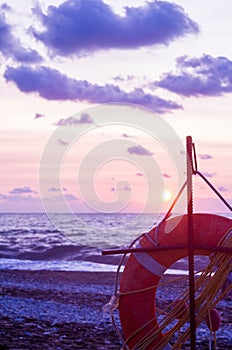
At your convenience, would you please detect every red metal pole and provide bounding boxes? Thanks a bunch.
[187,135,196,349]
[102,244,232,256]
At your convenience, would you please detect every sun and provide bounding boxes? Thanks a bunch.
[162,190,172,202]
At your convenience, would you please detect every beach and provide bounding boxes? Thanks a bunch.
[0,270,231,349]
[0,270,121,349]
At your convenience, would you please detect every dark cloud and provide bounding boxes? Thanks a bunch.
[128,145,153,156]
[198,154,213,160]
[0,12,42,63]
[9,186,37,194]
[9,46,42,64]
[156,55,232,97]
[4,65,181,113]
[0,3,11,11]
[56,113,93,126]
[32,0,199,56]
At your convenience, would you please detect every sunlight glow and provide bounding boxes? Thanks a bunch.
[162,190,172,202]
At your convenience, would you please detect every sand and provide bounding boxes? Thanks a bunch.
[0,270,231,349]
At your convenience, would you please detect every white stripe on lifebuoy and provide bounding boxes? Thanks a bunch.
[119,214,232,350]
[134,242,166,277]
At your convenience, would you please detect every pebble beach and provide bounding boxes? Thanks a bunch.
[0,270,231,349]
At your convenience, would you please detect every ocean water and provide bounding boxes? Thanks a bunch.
[0,212,231,273]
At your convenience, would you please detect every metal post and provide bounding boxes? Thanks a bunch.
[186,136,196,349]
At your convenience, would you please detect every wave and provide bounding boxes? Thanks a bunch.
[0,258,190,275]
[0,212,221,272]
[0,243,122,266]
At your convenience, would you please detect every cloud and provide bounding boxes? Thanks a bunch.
[48,187,61,192]
[9,186,37,194]
[198,154,213,160]
[163,173,171,178]
[201,171,216,178]
[156,55,232,97]
[0,3,11,11]
[123,185,131,191]
[47,193,79,201]
[34,112,45,119]
[218,186,229,192]
[64,193,79,201]
[128,145,153,156]
[122,133,135,138]
[4,65,181,113]
[111,186,131,192]
[0,188,40,208]
[57,138,69,146]
[0,12,42,63]
[0,193,7,200]
[113,75,135,82]
[56,113,93,126]
[32,0,199,56]
[48,187,67,192]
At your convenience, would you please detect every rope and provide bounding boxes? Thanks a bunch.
[168,231,232,349]
[120,230,232,350]
[106,231,231,350]
[186,135,196,349]
[108,274,189,349]
[103,231,146,348]
[120,275,191,349]
[104,138,232,349]
[113,232,145,296]
[120,274,189,297]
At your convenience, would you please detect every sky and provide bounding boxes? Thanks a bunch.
[0,0,232,214]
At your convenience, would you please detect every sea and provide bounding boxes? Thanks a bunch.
[0,212,231,274]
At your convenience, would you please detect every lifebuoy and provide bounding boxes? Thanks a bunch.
[119,213,231,350]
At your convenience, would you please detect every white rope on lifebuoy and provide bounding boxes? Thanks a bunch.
[119,213,232,350]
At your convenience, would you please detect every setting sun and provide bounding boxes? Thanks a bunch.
[162,190,172,202]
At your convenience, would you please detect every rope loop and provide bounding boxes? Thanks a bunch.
[102,294,119,316]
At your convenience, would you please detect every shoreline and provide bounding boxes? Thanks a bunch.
[0,269,231,349]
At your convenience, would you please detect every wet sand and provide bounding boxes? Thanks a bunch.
[0,270,231,349]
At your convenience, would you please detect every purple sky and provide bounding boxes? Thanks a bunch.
[0,0,231,214]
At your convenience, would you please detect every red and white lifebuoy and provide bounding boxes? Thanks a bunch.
[119,213,231,350]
